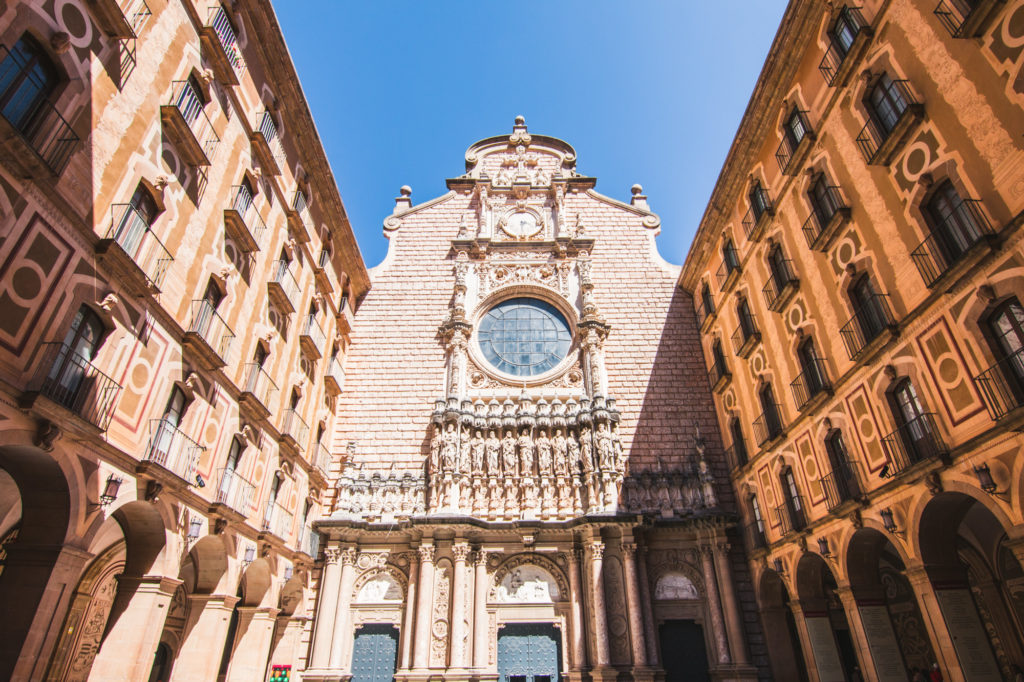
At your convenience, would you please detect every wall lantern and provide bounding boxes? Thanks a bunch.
[284,566,294,580]
[244,545,256,566]
[880,507,900,535]
[817,537,831,557]
[772,557,785,574]
[973,463,997,494]
[188,517,202,541]
[99,475,122,507]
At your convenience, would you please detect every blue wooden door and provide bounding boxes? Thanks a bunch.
[497,623,561,682]
[351,624,398,682]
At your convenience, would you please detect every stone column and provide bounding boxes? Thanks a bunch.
[328,547,358,670]
[699,545,730,665]
[169,593,240,681]
[620,543,648,667]
[225,606,280,682]
[473,550,490,669]
[566,548,587,671]
[309,546,343,668]
[902,564,968,682]
[399,551,420,672]
[636,544,658,666]
[834,583,897,682]
[586,540,611,668]
[451,542,471,668]
[413,544,436,670]
[712,541,748,664]
[87,575,180,682]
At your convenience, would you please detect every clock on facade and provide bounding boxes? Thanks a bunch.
[502,211,541,239]
[477,298,572,377]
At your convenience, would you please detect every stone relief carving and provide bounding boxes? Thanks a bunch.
[654,572,700,600]
[355,572,404,603]
[493,564,560,603]
[430,561,452,668]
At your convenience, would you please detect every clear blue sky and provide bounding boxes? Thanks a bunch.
[272,2,789,269]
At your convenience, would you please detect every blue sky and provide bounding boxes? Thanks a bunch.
[272,2,789,269]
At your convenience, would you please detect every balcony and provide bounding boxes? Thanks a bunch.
[140,418,203,485]
[223,185,266,252]
[280,408,310,453]
[707,357,731,394]
[95,204,173,295]
[21,342,122,432]
[790,358,832,413]
[753,404,785,447]
[821,463,861,512]
[974,348,1024,421]
[160,80,218,166]
[238,363,278,422]
[934,0,1003,38]
[840,294,897,361]
[762,260,799,313]
[198,5,245,85]
[313,442,332,480]
[313,249,336,294]
[85,0,150,38]
[725,443,748,470]
[881,413,949,477]
[819,7,872,87]
[731,317,761,359]
[773,499,807,535]
[744,521,767,551]
[261,501,293,541]
[213,468,255,517]
[286,190,313,244]
[268,261,300,314]
[300,315,326,360]
[742,196,774,242]
[910,199,997,290]
[856,80,924,165]
[775,113,815,176]
[0,46,80,177]
[802,186,851,252]
[300,525,321,558]
[325,356,346,396]
[336,294,355,336]
[182,300,234,370]
[251,111,284,176]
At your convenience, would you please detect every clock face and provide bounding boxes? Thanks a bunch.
[504,211,540,239]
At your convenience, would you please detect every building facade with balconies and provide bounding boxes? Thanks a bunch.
[679,1,1024,681]
[0,1,368,680]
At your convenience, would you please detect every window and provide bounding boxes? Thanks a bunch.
[749,182,771,221]
[867,73,908,136]
[849,276,886,342]
[829,6,861,57]
[730,418,748,466]
[0,35,59,133]
[152,386,187,460]
[233,175,255,215]
[712,339,727,371]
[750,494,764,534]
[781,468,805,530]
[264,472,282,524]
[737,298,756,340]
[924,180,983,262]
[824,429,858,505]
[219,436,243,500]
[986,299,1024,399]
[759,384,783,440]
[175,74,207,127]
[808,174,838,226]
[768,246,793,294]
[477,298,572,377]
[49,305,106,404]
[194,279,223,337]
[113,184,158,256]
[797,338,827,397]
[722,240,740,274]
[889,379,932,455]
[700,282,715,319]
[784,109,808,149]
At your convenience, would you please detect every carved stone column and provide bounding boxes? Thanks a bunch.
[451,542,471,668]
[620,543,648,667]
[413,544,436,670]
[473,550,490,669]
[712,541,748,664]
[328,547,358,670]
[586,540,611,669]
[309,546,342,669]
[566,548,587,671]
[399,551,419,672]
[699,545,730,665]
[635,544,658,666]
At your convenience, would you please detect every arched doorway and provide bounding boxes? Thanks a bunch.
[795,553,860,681]
[918,491,1023,678]
[497,622,562,682]
[757,568,808,682]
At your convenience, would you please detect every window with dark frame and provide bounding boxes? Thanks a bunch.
[985,298,1024,398]
[759,383,783,439]
[749,182,770,221]
[782,467,805,529]
[797,338,826,397]
[730,418,748,466]
[829,6,860,57]
[849,275,886,342]
[701,282,715,318]
[888,378,933,459]
[867,73,908,136]
[723,239,740,274]
[737,298,756,340]
[0,34,59,133]
[809,174,838,226]
[924,180,983,263]
[784,109,808,149]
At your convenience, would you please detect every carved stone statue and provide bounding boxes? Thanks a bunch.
[518,428,535,476]
[441,423,458,471]
[567,429,583,473]
[501,430,517,476]
[595,422,613,470]
[471,429,485,475]
[553,429,568,476]
[459,427,471,473]
[579,426,594,473]
[610,422,625,473]
[430,428,441,474]
[536,429,552,475]
[485,430,500,474]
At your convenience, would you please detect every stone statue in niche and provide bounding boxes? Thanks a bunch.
[471,430,485,475]
[595,422,613,470]
[568,429,583,473]
[611,422,625,473]
[459,427,471,473]
[430,428,441,474]
[536,429,552,475]
[518,428,535,476]
[502,430,517,476]
[485,430,500,474]
[579,426,594,473]
[441,423,458,471]
[553,429,568,476]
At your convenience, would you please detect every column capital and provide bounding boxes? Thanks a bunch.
[340,547,357,566]
[323,547,342,564]
[452,542,471,562]
[587,540,605,561]
[418,543,436,563]
[565,547,584,565]
[474,548,492,566]
[621,542,637,558]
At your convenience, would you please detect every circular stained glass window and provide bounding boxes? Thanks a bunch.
[477,298,572,377]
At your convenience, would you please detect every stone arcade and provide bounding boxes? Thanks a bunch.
[305,119,763,682]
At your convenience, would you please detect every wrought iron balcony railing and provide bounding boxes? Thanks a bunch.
[300,314,326,359]
[281,408,310,450]
[821,463,861,511]
[731,315,761,357]
[753,404,785,446]
[774,498,807,535]
[252,111,285,175]
[707,357,731,393]
[744,521,767,550]
[87,0,151,38]
[0,45,80,175]
[725,442,748,469]
[802,185,850,251]
[223,184,266,251]
[840,293,896,361]
[855,79,922,165]
[144,418,203,483]
[286,189,313,243]
[268,261,301,313]
[313,442,332,477]
[695,296,715,329]
[215,468,255,515]
[325,356,346,396]
[261,501,293,540]
[161,80,219,166]
[974,348,1024,421]
[775,112,813,175]
[743,192,774,241]
[910,199,994,288]
[186,300,235,367]
[762,259,799,312]
[240,363,278,415]
[881,413,948,477]
[205,5,245,80]
[29,342,122,430]
[934,0,996,37]
[105,204,173,290]
[790,357,831,412]
[716,246,742,289]
[819,6,870,86]
[300,525,321,558]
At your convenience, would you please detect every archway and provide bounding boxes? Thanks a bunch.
[918,491,1022,678]
[794,553,860,681]
[757,568,808,682]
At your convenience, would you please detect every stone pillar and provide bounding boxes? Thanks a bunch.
[620,543,648,668]
[328,547,358,670]
[787,599,824,682]
[451,542,471,668]
[473,550,490,669]
[712,541,748,665]
[399,551,420,672]
[699,545,730,665]
[413,544,436,670]
[87,575,180,682]
[586,539,611,669]
[566,548,588,671]
[169,593,240,681]
[309,545,343,668]
[834,584,900,682]
[903,564,970,682]
[225,606,280,682]
[636,544,658,666]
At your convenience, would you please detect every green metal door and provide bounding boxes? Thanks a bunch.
[351,624,398,682]
[496,623,561,682]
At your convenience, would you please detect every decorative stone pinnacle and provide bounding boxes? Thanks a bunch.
[631,184,643,195]
[515,115,526,126]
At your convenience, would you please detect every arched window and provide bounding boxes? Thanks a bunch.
[729,418,748,467]
[765,245,797,309]
[823,429,859,508]
[885,378,941,470]
[780,467,806,532]
[737,297,757,340]
[151,386,189,468]
[0,34,59,133]
[923,180,984,264]
[808,173,839,227]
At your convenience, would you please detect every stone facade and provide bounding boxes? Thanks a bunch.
[679,1,1024,681]
[310,119,765,682]
[0,0,367,680]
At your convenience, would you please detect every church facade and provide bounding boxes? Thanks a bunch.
[306,120,766,682]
